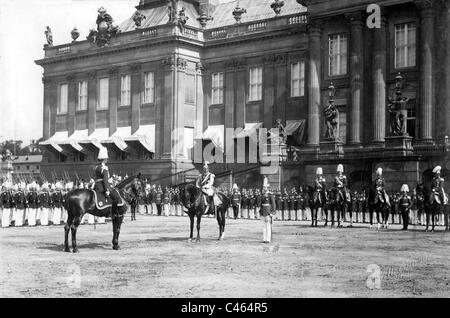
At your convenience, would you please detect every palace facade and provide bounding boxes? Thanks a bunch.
[36,0,450,191]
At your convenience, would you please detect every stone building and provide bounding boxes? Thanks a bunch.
[36,0,450,191]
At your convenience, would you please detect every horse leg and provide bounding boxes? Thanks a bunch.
[196,215,202,243]
[425,207,430,232]
[216,208,225,240]
[64,214,74,252]
[112,214,124,250]
[311,208,315,227]
[188,214,194,242]
[71,216,82,253]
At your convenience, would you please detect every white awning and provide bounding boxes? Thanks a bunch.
[88,128,110,149]
[106,127,131,151]
[66,129,89,152]
[198,125,224,150]
[126,125,155,153]
[39,131,69,153]
[235,123,263,139]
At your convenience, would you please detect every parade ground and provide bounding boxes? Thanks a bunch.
[0,215,449,298]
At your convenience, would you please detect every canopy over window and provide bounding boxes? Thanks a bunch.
[40,131,69,153]
[87,128,110,149]
[107,127,131,152]
[126,125,155,153]
[234,123,263,140]
[66,129,89,153]
[198,125,224,150]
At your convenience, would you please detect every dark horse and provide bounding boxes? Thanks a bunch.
[367,187,390,230]
[328,187,347,227]
[63,175,143,252]
[306,186,327,227]
[423,184,446,232]
[179,183,230,242]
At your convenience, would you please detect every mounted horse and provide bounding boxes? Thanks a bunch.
[424,165,448,232]
[307,168,328,227]
[63,174,143,252]
[328,187,348,227]
[368,168,391,230]
[179,183,230,242]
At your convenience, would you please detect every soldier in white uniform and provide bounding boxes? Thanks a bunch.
[196,162,215,215]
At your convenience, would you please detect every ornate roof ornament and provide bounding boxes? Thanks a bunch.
[71,27,80,42]
[198,13,213,28]
[271,0,285,15]
[44,26,53,47]
[132,11,147,28]
[86,7,121,47]
[232,1,247,23]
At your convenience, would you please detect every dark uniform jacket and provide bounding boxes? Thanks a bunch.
[93,164,110,194]
[259,192,276,217]
[231,191,241,207]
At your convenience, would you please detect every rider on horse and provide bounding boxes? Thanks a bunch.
[431,165,448,205]
[196,161,215,215]
[93,147,120,216]
[373,167,391,207]
[314,167,327,204]
[334,164,350,203]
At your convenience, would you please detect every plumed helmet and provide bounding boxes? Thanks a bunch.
[203,161,210,169]
[337,164,344,173]
[316,167,323,175]
[98,146,109,160]
[433,165,442,174]
[263,176,269,188]
[98,6,106,14]
[376,167,383,175]
[232,183,238,190]
[400,184,409,192]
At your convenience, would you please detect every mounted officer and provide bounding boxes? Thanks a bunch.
[373,167,390,207]
[334,164,351,203]
[93,147,120,215]
[431,165,448,205]
[314,167,327,205]
[196,162,215,215]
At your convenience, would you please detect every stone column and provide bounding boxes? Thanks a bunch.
[442,0,450,137]
[131,63,142,135]
[307,21,322,147]
[372,14,387,144]
[174,57,186,160]
[161,56,175,159]
[416,0,435,143]
[67,75,77,137]
[42,77,52,140]
[87,71,97,136]
[347,12,364,145]
[108,68,119,137]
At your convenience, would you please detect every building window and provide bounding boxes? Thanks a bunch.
[339,110,347,143]
[26,165,30,170]
[77,81,88,111]
[249,67,263,102]
[406,102,416,138]
[185,74,196,104]
[329,34,348,76]
[143,72,155,104]
[184,127,194,160]
[211,72,224,105]
[98,78,109,110]
[291,61,305,97]
[120,75,131,106]
[58,83,68,114]
[395,23,416,69]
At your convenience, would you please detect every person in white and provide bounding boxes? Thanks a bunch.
[196,162,215,215]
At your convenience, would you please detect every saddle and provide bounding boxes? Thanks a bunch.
[92,189,125,210]
[202,193,222,206]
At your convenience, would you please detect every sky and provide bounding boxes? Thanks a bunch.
[0,0,136,145]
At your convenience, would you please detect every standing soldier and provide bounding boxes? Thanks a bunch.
[260,184,276,243]
[291,187,298,221]
[231,184,241,219]
[281,188,289,221]
[248,188,255,219]
[163,187,171,216]
[1,180,14,227]
[415,182,425,226]
[39,183,52,226]
[399,184,412,230]
[274,189,282,221]
[240,188,248,219]
[155,185,163,216]
[26,181,39,226]
[254,188,262,219]
[52,182,64,225]
[13,183,27,227]
[298,186,307,221]
[351,191,358,224]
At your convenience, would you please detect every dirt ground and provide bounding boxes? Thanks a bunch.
[0,215,449,298]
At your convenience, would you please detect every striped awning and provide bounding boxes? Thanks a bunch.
[126,125,155,153]
[234,123,263,140]
[40,131,68,153]
[198,125,224,150]
[107,127,131,152]
[87,128,110,149]
[66,129,88,153]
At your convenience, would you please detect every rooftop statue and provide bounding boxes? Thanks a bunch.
[44,26,53,46]
[87,7,121,47]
